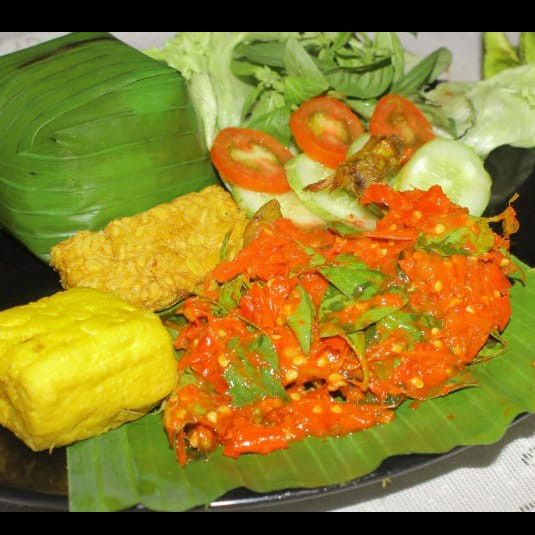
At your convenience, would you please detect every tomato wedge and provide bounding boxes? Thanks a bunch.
[211,128,293,194]
[290,97,365,169]
[370,94,435,162]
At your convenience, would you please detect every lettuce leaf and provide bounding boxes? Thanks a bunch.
[461,64,535,157]
[426,64,535,158]
[147,33,293,147]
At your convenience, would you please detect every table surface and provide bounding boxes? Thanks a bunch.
[0,31,533,513]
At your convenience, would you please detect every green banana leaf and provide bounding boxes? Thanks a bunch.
[68,263,535,512]
[0,32,217,261]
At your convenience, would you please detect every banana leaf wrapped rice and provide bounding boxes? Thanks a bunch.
[0,32,217,260]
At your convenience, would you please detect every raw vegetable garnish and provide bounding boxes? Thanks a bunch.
[147,32,452,148]
[423,32,535,158]
[161,185,520,466]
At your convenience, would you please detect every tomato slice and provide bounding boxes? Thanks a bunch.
[290,97,365,169]
[370,94,435,162]
[211,128,293,194]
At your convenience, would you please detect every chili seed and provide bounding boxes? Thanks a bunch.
[285,370,299,383]
[410,377,425,389]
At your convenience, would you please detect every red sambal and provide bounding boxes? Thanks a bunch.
[163,185,519,466]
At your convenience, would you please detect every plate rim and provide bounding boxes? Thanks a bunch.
[0,414,531,512]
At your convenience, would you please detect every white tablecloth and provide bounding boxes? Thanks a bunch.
[254,415,535,512]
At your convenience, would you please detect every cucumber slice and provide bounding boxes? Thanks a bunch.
[230,185,324,227]
[347,133,372,158]
[285,154,378,229]
[396,139,492,216]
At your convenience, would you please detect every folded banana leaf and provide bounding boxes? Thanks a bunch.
[0,32,217,260]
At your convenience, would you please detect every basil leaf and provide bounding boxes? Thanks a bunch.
[231,59,262,77]
[374,32,405,83]
[327,63,395,99]
[159,300,190,340]
[249,333,282,373]
[334,54,391,72]
[319,285,406,338]
[219,275,248,310]
[245,105,292,146]
[320,284,350,315]
[346,98,378,121]
[284,76,329,107]
[345,331,369,388]
[287,284,315,354]
[426,47,453,83]
[353,304,406,331]
[377,311,440,347]
[416,223,495,257]
[284,38,329,86]
[225,334,287,408]
[326,221,367,238]
[473,331,508,364]
[355,32,373,47]
[321,302,405,338]
[334,253,366,264]
[319,262,385,299]
[250,90,286,117]
[392,47,452,95]
[177,368,204,389]
[235,42,287,68]
[240,83,265,121]
[293,240,326,268]
[332,32,353,52]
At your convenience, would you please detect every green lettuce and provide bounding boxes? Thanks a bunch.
[424,32,535,159]
[426,64,535,158]
[146,33,284,148]
[461,64,535,157]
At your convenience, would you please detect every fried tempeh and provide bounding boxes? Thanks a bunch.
[50,186,247,311]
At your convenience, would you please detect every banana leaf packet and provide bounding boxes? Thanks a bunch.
[0,32,217,261]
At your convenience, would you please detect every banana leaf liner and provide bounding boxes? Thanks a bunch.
[68,262,535,512]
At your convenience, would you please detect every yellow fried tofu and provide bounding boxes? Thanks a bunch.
[50,186,247,311]
[0,288,176,451]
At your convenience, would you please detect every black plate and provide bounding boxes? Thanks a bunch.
[0,148,534,511]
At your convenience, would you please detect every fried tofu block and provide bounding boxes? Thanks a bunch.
[0,288,176,451]
[50,186,247,311]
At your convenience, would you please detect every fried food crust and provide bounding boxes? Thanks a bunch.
[0,288,176,451]
[50,186,247,311]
